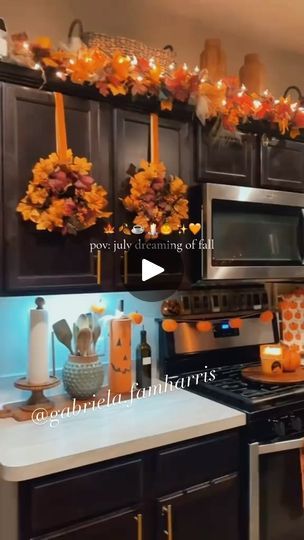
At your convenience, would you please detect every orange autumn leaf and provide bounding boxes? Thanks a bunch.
[161,100,173,111]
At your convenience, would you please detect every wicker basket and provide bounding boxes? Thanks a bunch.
[68,19,175,70]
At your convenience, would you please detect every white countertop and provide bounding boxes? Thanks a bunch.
[0,383,246,482]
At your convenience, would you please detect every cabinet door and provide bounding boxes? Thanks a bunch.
[197,128,257,186]
[260,135,304,192]
[33,509,141,540]
[2,84,113,293]
[113,109,194,289]
[157,473,240,540]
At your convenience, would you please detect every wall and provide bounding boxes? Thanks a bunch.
[0,292,162,378]
[1,0,303,95]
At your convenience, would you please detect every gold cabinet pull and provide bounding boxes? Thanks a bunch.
[162,504,173,539]
[123,250,128,285]
[96,250,102,285]
[134,513,143,540]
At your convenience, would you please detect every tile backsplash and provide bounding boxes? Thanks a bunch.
[0,292,163,378]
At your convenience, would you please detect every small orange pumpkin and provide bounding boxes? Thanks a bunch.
[196,321,212,332]
[162,319,178,332]
[282,346,301,372]
[229,318,243,329]
[160,223,172,235]
[128,312,143,325]
[260,310,274,323]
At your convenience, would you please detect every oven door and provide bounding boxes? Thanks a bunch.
[203,184,304,280]
[250,437,304,540]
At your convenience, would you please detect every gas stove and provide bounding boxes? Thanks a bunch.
[158,287,304,444]
[192,362,304,412]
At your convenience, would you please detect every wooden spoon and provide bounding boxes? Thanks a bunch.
[92,324,101,352]
[77,328,92,356]
[52,319,73,354]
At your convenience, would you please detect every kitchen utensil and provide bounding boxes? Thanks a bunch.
[73,323,79,355]
[86,313,94,330]
[77,314,89,330]
[52,319,73,354]
[77,327,92,356]
[92,323,101,351]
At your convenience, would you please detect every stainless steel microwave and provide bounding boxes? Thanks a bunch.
[201,183,304,280]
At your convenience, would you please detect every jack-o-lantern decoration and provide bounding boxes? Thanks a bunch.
[109,318,132,394]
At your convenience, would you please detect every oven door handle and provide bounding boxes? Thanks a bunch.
[259,436,304,454]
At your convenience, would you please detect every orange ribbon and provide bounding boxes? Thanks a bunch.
[150,113,159,163]
[54,92,68,163]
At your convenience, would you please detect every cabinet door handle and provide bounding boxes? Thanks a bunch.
[134,513,143,540]
[96,250,102,285]
[123,250,128,285]
[162,504,173,539]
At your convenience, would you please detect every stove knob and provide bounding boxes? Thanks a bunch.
[272,419,286,437]
[290,415,302,432]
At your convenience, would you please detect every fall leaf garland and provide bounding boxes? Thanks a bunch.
[21,41,304,138]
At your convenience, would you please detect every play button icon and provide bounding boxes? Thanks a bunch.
[120,237,184,302]
[142,259,164,282]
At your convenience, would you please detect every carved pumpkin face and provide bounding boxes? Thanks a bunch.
[109,319,132,394]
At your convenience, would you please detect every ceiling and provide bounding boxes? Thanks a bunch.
[152,0,304,54]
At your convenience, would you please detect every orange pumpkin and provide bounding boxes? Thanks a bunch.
[160,223,172,235]
[162,319,178,332]
[196,321,212,332]
[229,318,243,329]
[128,312,143,325]
[109,319,132,394]
[282,346,301,372]
[259,310,274,323]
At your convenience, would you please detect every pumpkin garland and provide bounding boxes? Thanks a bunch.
[162,311,275,333]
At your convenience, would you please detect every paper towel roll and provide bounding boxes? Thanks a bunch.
[28,307,49,385]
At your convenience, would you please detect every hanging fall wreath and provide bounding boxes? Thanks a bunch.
[16,93,111,235]
[121,160,188,235]
[121,114,188,236]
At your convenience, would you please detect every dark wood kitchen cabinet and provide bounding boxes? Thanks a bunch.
[260,134,304,192]
[157,473,239,540]
[34,509,141,540]
[19,431,241,540]
[113,109,194,289]
[2,83,113,293]
[197,127,257,186]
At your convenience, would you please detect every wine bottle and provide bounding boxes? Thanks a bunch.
[136,327,152,389]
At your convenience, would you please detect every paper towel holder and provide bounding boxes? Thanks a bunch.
[14,376,60,412]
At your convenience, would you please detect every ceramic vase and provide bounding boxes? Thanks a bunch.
[200,38,227,82]
[63,354,104,399]
[239,54,265,94]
